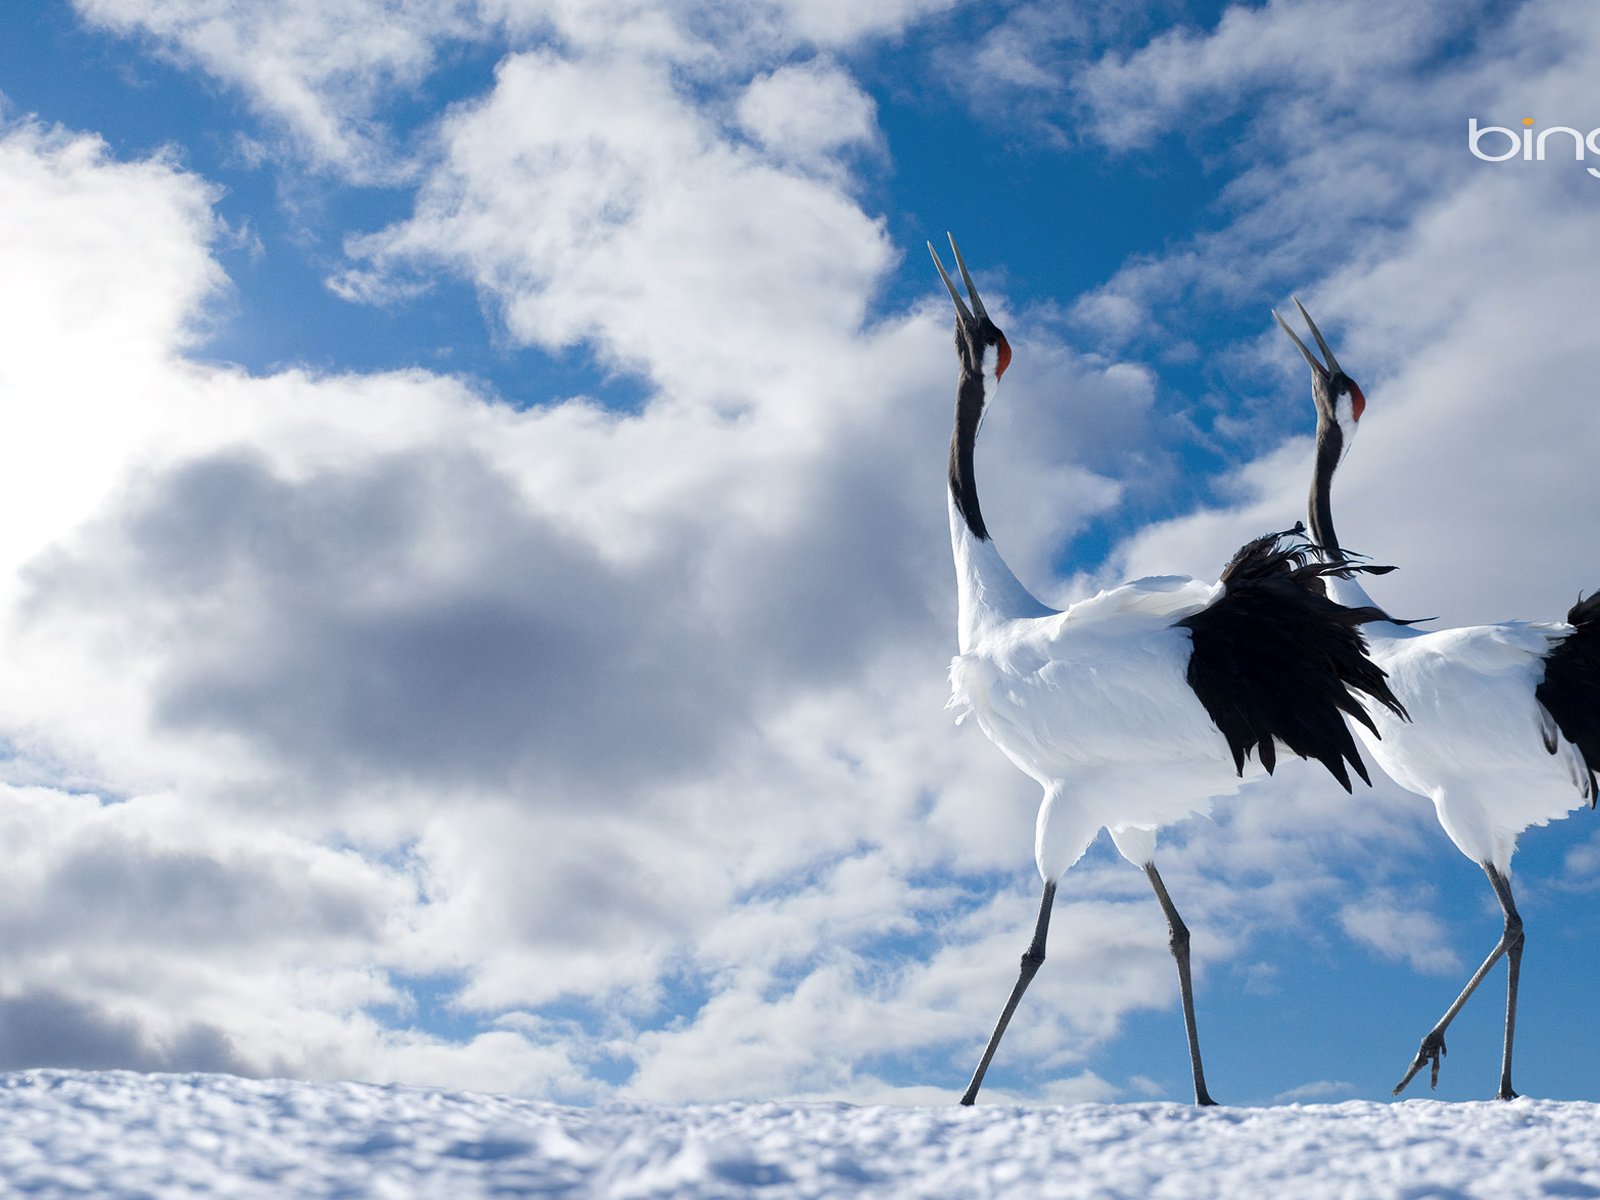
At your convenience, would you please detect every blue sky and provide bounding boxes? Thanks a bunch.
[2,0,1600,1107]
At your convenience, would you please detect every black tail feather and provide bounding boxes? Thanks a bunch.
[1179,526,1409,792]
[1537,589,1600,805]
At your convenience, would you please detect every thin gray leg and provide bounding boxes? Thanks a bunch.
[1393,862,1525,1098]
[1487,865,1524,1100]
[1145,863,1217,1107]
[960,880,1056,1106]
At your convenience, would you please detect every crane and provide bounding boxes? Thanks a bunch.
[931,234,1406,1105]
[1275,296,1600,1098]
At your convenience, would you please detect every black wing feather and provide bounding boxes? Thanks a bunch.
[1177,525,1409,793]
[1536,590,1600,805]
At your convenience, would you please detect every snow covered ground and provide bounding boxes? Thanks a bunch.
[2,1071,1598,1198]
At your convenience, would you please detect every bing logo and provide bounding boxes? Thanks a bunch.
[1468,117,1600,179]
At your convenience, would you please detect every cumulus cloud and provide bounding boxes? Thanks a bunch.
[486,0,963,63]
[737,59,881,171]
[71,0,478,178]
[336,48,895,404]
[1072,0,1479,150]
[0,783,435,1085]
[0,124,224,568]
[28,446,743,800]
[1339,891,1463,977]
[71,0,955,178]
[0,989,247,1075]
[1273,1078,1356,1103]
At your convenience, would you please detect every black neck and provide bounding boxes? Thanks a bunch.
[950,368,989,541]
[1308,420,1344,561]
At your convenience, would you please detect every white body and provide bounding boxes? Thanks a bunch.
[948,498,1255,881]
[1324,575,1589,871]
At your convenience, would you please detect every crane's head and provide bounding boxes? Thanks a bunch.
[1273,297,1365,456]
[929,233,1011,386]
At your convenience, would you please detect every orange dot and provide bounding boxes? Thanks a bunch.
[1522,117,1535,126]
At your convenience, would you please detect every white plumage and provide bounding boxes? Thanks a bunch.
[1331,612,1589,869]
[946,537,1247,880]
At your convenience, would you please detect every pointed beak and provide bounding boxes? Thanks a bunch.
[928,232,990,324]
[1273,306,1326,380]
[1272,296,1343,380]
[1292,296,1344,377]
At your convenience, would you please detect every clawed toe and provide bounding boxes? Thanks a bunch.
[1393,1032,1447,1096]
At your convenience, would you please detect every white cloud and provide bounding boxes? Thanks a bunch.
[0,124,223,568]
[1073,0,1471,150]
[761,0,959,47]
[1055,2,1573,370]
[339,49,894,405]
[0,783,532,1088]
[1560,831,1600,891]
[72,0,478,178]
[1274,1079,1356,1103]
[737,59,881,170]
[1338,891,1462,977]
[478,0,963,61]
[69,0,955,179]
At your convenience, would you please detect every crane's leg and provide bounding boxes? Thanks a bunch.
[1489,864,1523,1101]
[1144,863,1217,1107]
[960,880,1056,1106]
[1393,862,1524,1098]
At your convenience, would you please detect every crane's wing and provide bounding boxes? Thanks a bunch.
[1177,527,1408,791]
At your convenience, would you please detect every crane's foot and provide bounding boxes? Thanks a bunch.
[1195,1091,1219,1108]
[1495,1083,1519,1102]
[1393,1031,1446,1096]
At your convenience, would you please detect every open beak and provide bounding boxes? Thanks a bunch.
[928,232,991,325]
[930,233,1009,379]
[1272,296,1342,380]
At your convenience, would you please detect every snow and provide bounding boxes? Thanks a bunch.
[3,1071,1599,1198]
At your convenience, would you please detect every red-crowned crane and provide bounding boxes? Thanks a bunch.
[931,235,1406,1106]
[1276,297,1600,1099]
